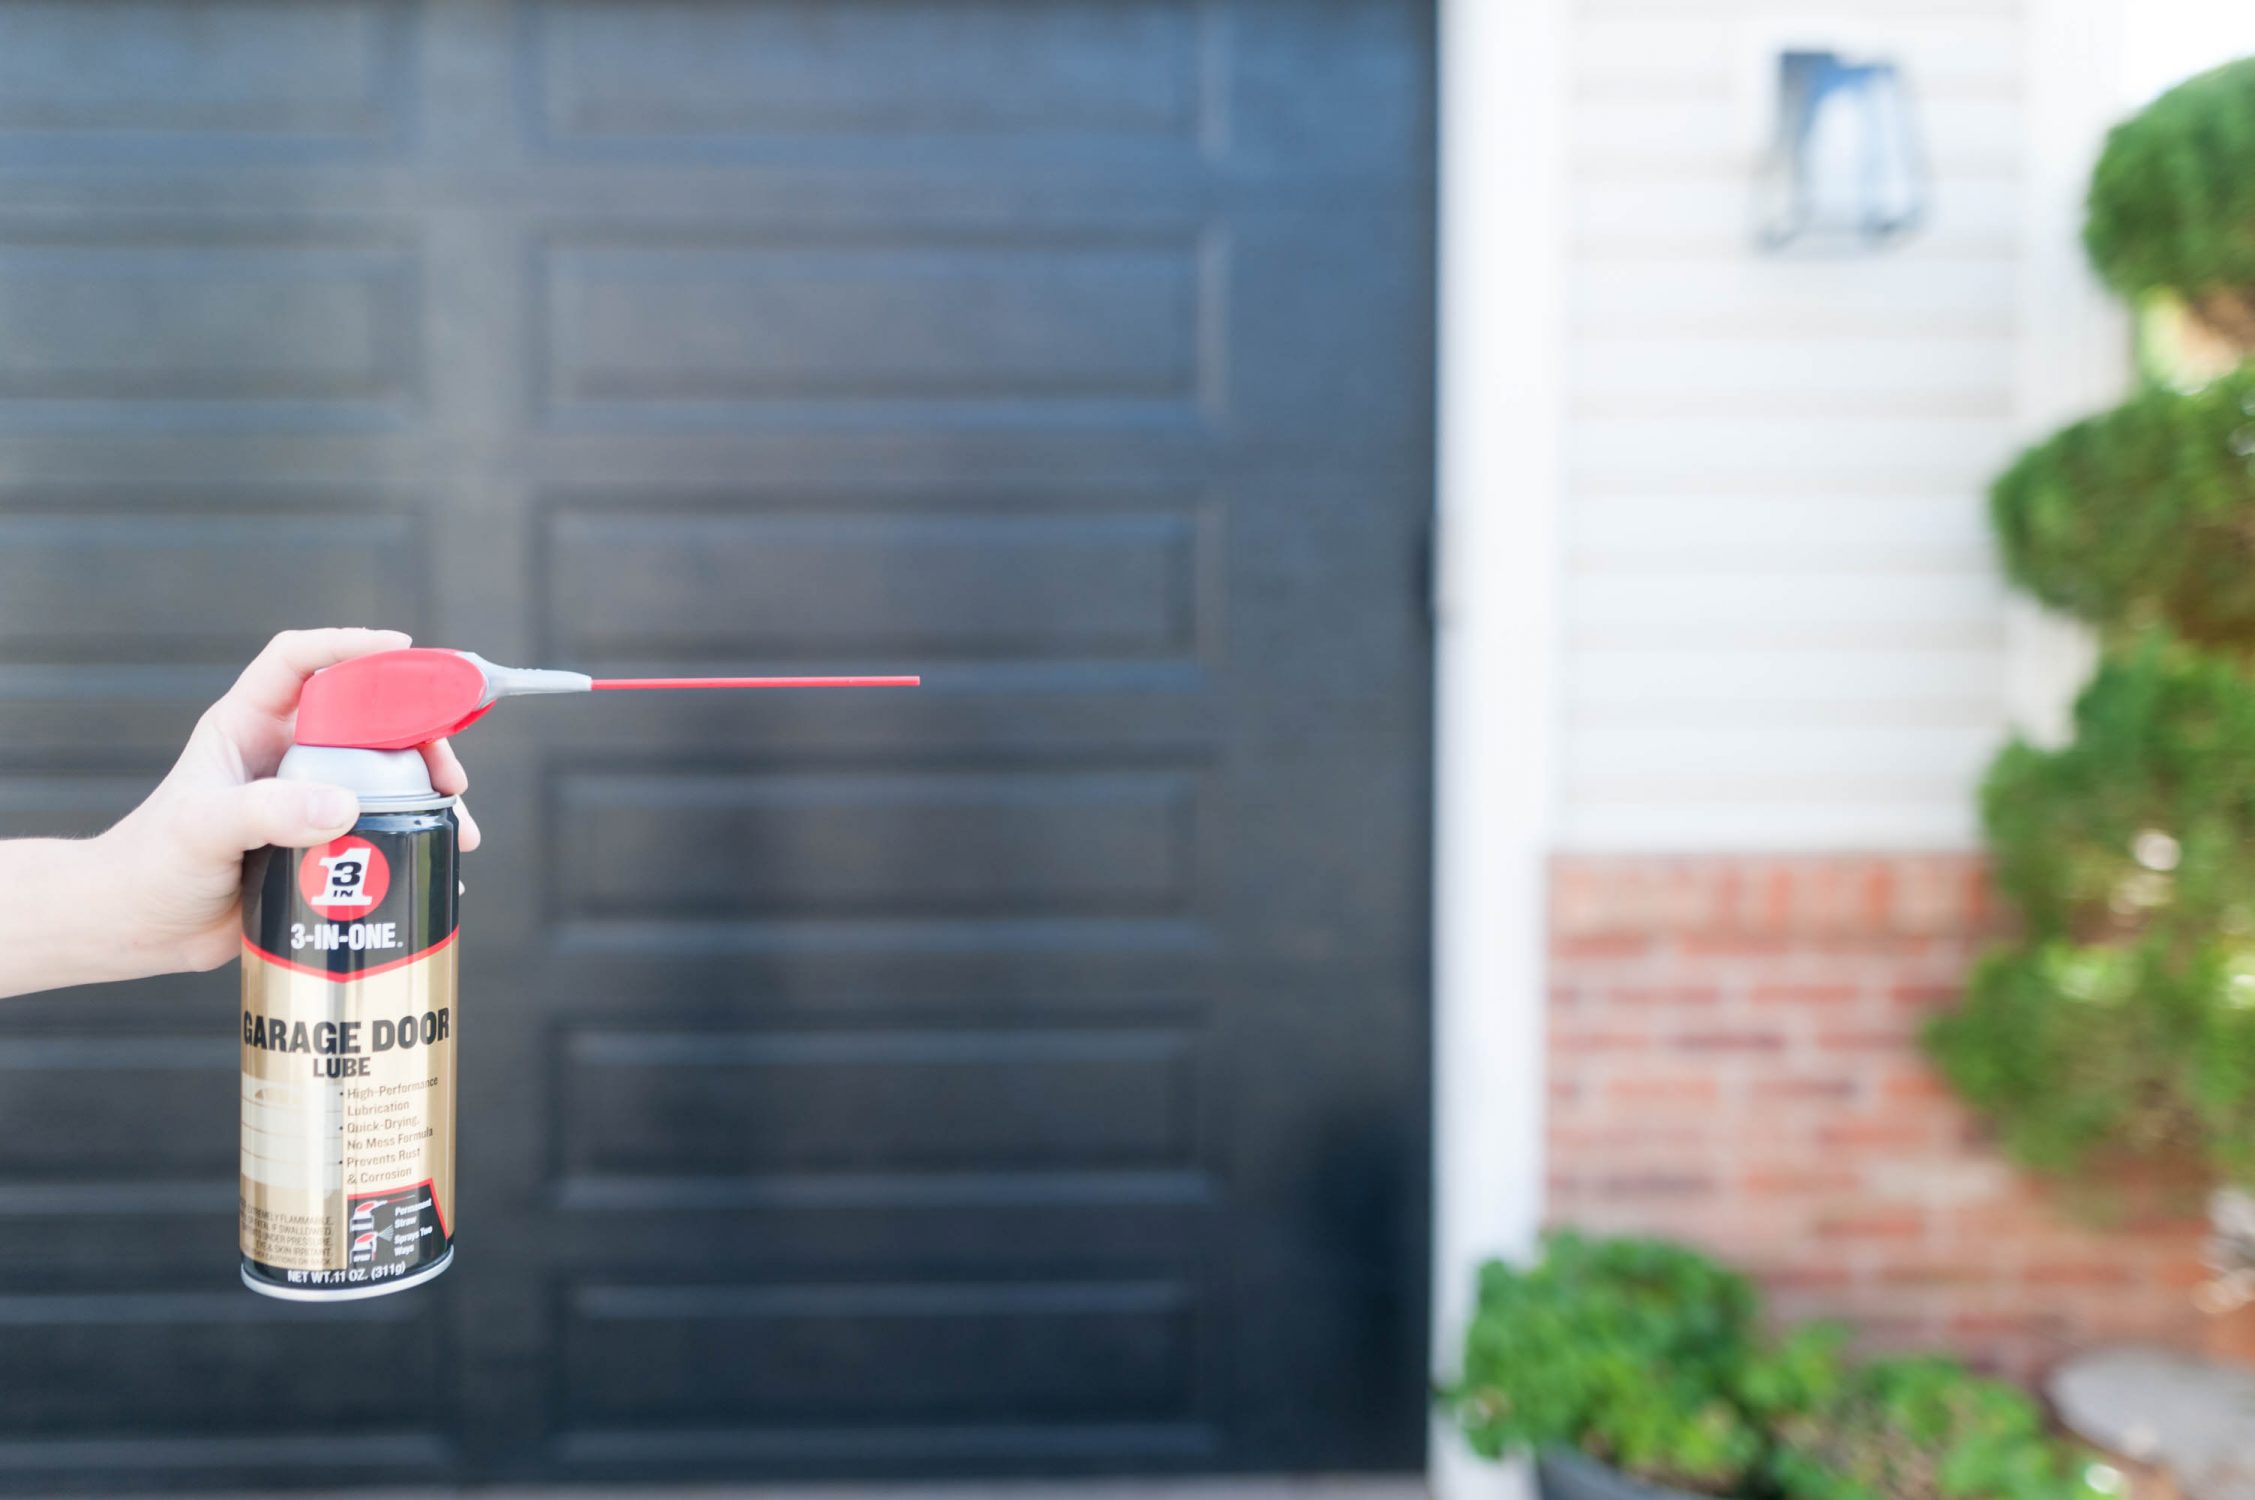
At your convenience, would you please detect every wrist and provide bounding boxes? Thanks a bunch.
[0,836,144,997]
[78,822,230,982]
[56,834,165,984]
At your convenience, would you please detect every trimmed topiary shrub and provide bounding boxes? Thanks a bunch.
[1989,369,2255,648]
[1933,936,2255,1189]
[1928,57,2255,1212]
[1978,637,2255,940]
[2086,58,2255,342]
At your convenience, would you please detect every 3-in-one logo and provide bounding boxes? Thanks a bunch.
[298,837,390,920]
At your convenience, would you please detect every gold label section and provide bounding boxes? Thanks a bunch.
[239,943,457,1275]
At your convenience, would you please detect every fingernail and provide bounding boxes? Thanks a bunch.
[307,787,359,827]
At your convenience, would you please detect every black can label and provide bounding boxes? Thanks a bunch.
[239,815,457,1295]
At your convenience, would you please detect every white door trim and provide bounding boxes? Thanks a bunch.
[1428,0,1568,1493]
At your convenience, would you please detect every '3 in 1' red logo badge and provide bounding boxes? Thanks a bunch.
[298,837,391,920]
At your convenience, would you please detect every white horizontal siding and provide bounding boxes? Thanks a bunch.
[1576,16,2023,86]
[1573,647,2004,716]
[1572,339,2017,410]
[1574,261,2019,335]
[1574,97,2020,168]
[1557,0,2027,851]
[1575,175,2021,253]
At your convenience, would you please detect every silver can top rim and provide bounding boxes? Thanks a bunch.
[274,744,456,814]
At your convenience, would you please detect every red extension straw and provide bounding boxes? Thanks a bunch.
[591,676,920,690]
[294,650,922,751]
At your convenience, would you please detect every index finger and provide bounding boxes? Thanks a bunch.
[215,628,413,731]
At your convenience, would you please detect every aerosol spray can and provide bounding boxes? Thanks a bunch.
[236,650,916,1301]
[238,747,462,1299]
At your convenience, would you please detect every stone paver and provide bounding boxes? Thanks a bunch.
[2051,1345,2255,1500]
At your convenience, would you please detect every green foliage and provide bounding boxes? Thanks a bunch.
[1980,638,2255,936]
[1928,943,2204,1178]
[1450,1232,1772,1492]
[1944,61,2255,1197]
[1988,367,2255,648]
[1925,641,2255,1188]
[1448,1237,2107,1500]
[2086,58,2255,311]
[1737,1321,1855,1424]
[1768,1358,2109,1500]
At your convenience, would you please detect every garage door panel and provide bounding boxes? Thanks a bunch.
[504,687,1221,766]
[557,1025,1201,1176]
[0,227,419,430]
[515,945,1216,1035]
[1220,0,1430,177]
[500,425,1216,495]
[561,1277,1198,1423]
[542,506,1208,665]
[0,0,416,158]
[0,1287,445,1435]
[0,511,426,663]
[550,766,1199,921]
[539,234,1206,424]
[550,1419,1219,1481]
[0,1037,229,1181]
[0,975,241,1061]
[546,1184,1213,1265]
[0,771,151,842]
[1217,210,1433,460]
[0,688,208,765]
[524,0,1209,158]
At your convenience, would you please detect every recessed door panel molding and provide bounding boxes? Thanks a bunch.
[548,765,1202,924]
[540,505,1207,666]
[524,0,1216,158]
[533,230,1216,430]
[0,510,425,663]
[0,225,420,430]
[556,1025,1202,1177]
[0,0,416,157]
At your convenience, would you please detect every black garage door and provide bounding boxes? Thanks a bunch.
[0,0,1434,1486]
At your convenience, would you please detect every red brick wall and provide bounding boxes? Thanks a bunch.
[1547,854,2209,1379]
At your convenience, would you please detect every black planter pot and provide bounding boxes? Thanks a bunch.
[1538,1449,1715,1500]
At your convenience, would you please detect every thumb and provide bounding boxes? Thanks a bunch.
[207,779,360,854]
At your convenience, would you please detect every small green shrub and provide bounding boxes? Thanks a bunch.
[1925,639,2255,1189]
[2086,58,2255,325]
[1449,1236,2113,1500]
[1768,1358,2111,1500]
[1450,1231,1769,1493]
[1988,367,2255,649]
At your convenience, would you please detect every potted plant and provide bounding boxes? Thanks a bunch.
[1448,1233,2115,1500]
[1763,1357,2115,1500]
[1449,1232,1780,1500]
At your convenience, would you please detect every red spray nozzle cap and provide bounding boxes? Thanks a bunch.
[295,649,501,750]
[294,649,919,750]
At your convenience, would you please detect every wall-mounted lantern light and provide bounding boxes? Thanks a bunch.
[1755,49,1927,254]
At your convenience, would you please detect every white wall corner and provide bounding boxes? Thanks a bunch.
[2004,0,2132,746]
[1430,0,1567,1492]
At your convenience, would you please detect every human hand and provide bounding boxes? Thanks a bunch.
[91,628,481,977]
